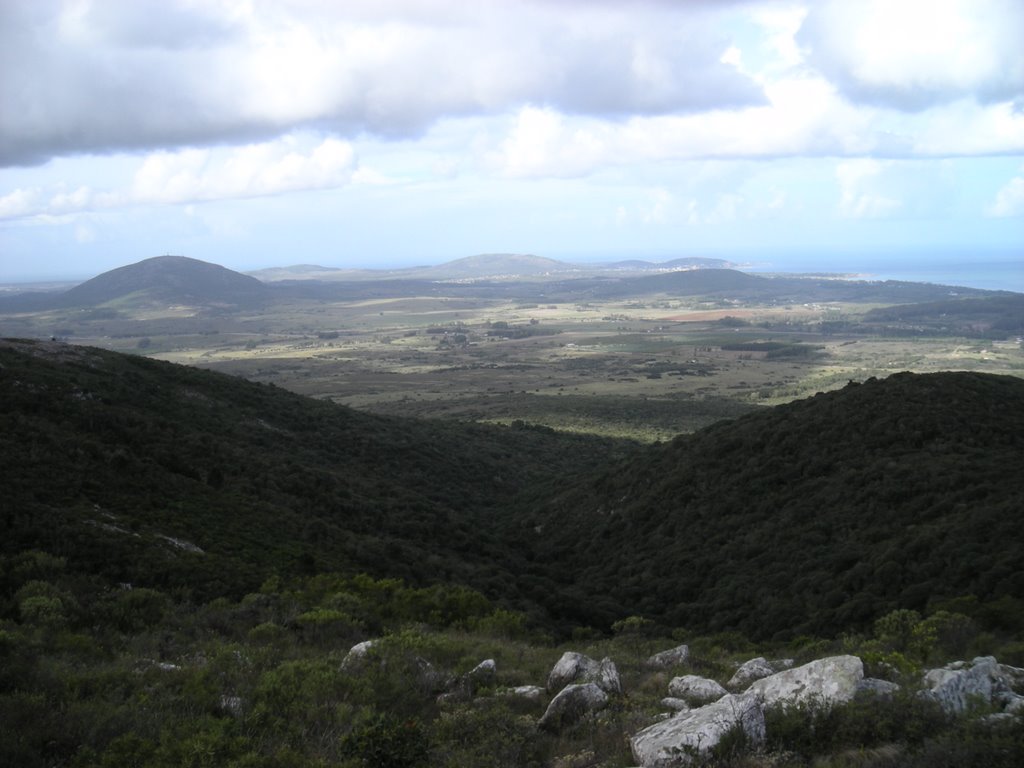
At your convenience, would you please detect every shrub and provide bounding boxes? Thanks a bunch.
[341,715,430,768]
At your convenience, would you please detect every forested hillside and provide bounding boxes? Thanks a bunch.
[0,338,632,618]
[4,338,1023,640]
[532,371,1024,639]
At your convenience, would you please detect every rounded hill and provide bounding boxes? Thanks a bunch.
[57,255,269,308]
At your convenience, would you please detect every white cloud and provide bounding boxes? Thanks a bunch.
[0,187,44,219]
[836,159,902,218]
[0,1,762,167]
[492,108,611,178]
[0,135,357,219]
[799,0,1024,110]
[987,166,1024,217]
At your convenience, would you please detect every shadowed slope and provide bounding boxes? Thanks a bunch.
[530,371,1024,638]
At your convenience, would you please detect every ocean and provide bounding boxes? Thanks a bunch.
[741,252,1023,294]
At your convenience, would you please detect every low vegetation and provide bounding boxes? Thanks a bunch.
[2,560,1021,767]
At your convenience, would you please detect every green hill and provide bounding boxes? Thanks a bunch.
[3,337,1022,641]
[529,371,1024,639]
[0,338,630,615]
[55,255,270,309]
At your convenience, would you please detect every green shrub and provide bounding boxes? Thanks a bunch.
[431,700,540,768]
[341,715,430,768]
[764,690,950,759]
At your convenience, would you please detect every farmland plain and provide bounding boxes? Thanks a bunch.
[7,282,1020,441]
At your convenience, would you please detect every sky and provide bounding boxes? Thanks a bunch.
[1,0,1023,282]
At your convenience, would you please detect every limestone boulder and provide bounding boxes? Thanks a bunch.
[746,655,863,709]
[505,685,546,701]
[727,657,775,689]
[922,656,1016,714]
[538,683,609,731]
[660,697,691,713]
[667,675,727,705]
[647,644,691,669]
[340,639,377,670]
[857,678,901,699]
[998,662,1024,689]
[466,659,497,688]
[630,693,765,767]
[548,651,621,694]
[1002,694,1024,714]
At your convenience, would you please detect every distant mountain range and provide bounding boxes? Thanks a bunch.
[246,253,737,282]
[2,255,1020,340]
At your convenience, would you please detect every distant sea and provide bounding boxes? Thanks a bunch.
[741,252,1023,294]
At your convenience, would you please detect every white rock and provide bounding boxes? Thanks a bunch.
[727,657,775,689]
[667,675,727,705]
[505,685,546,701]
[647,644,690,669]
[857,678,901,698]
[1001,694,1024,714]
[341,639,377,670]
[747,655,864,709]
[547,651,621,694]
[467,658,497,686]
[660,697,691,713]
[922,656,1015,714]
[631,693,765,767]
[539,683,609,731]
[998,662,1024,687]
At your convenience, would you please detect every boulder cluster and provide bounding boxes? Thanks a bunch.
[340,639,1024,767]
[630,651,1024,767]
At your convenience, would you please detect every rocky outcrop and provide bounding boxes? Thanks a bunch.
[548,652,621,694]
[746,655,863,709]
[856,678,900,699]
[503,685,546,701]
[921,656,1019,714]
[539,683,609,731]
[667,674,727,705]
[660,697,691,713]
[466,659,496,689]
[647,644,691,669]
[727,657,775,689]
[341,639,377,670]
[630,693,765,767]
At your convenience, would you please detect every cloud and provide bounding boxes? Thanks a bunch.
[836,159,902,218]
[0,136,356,219]
[491,108,612,178]
[987,165,1024,217]
[0,0,763,167]
[799,0,1024,110]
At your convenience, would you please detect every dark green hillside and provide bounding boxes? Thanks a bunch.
[530,371,1024,639]
[55,255,269,308]
[5,336,1023,643]
[863,293,1024,338]
[0,338,632,612]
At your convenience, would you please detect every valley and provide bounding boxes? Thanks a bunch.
[2,255,1024,767]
